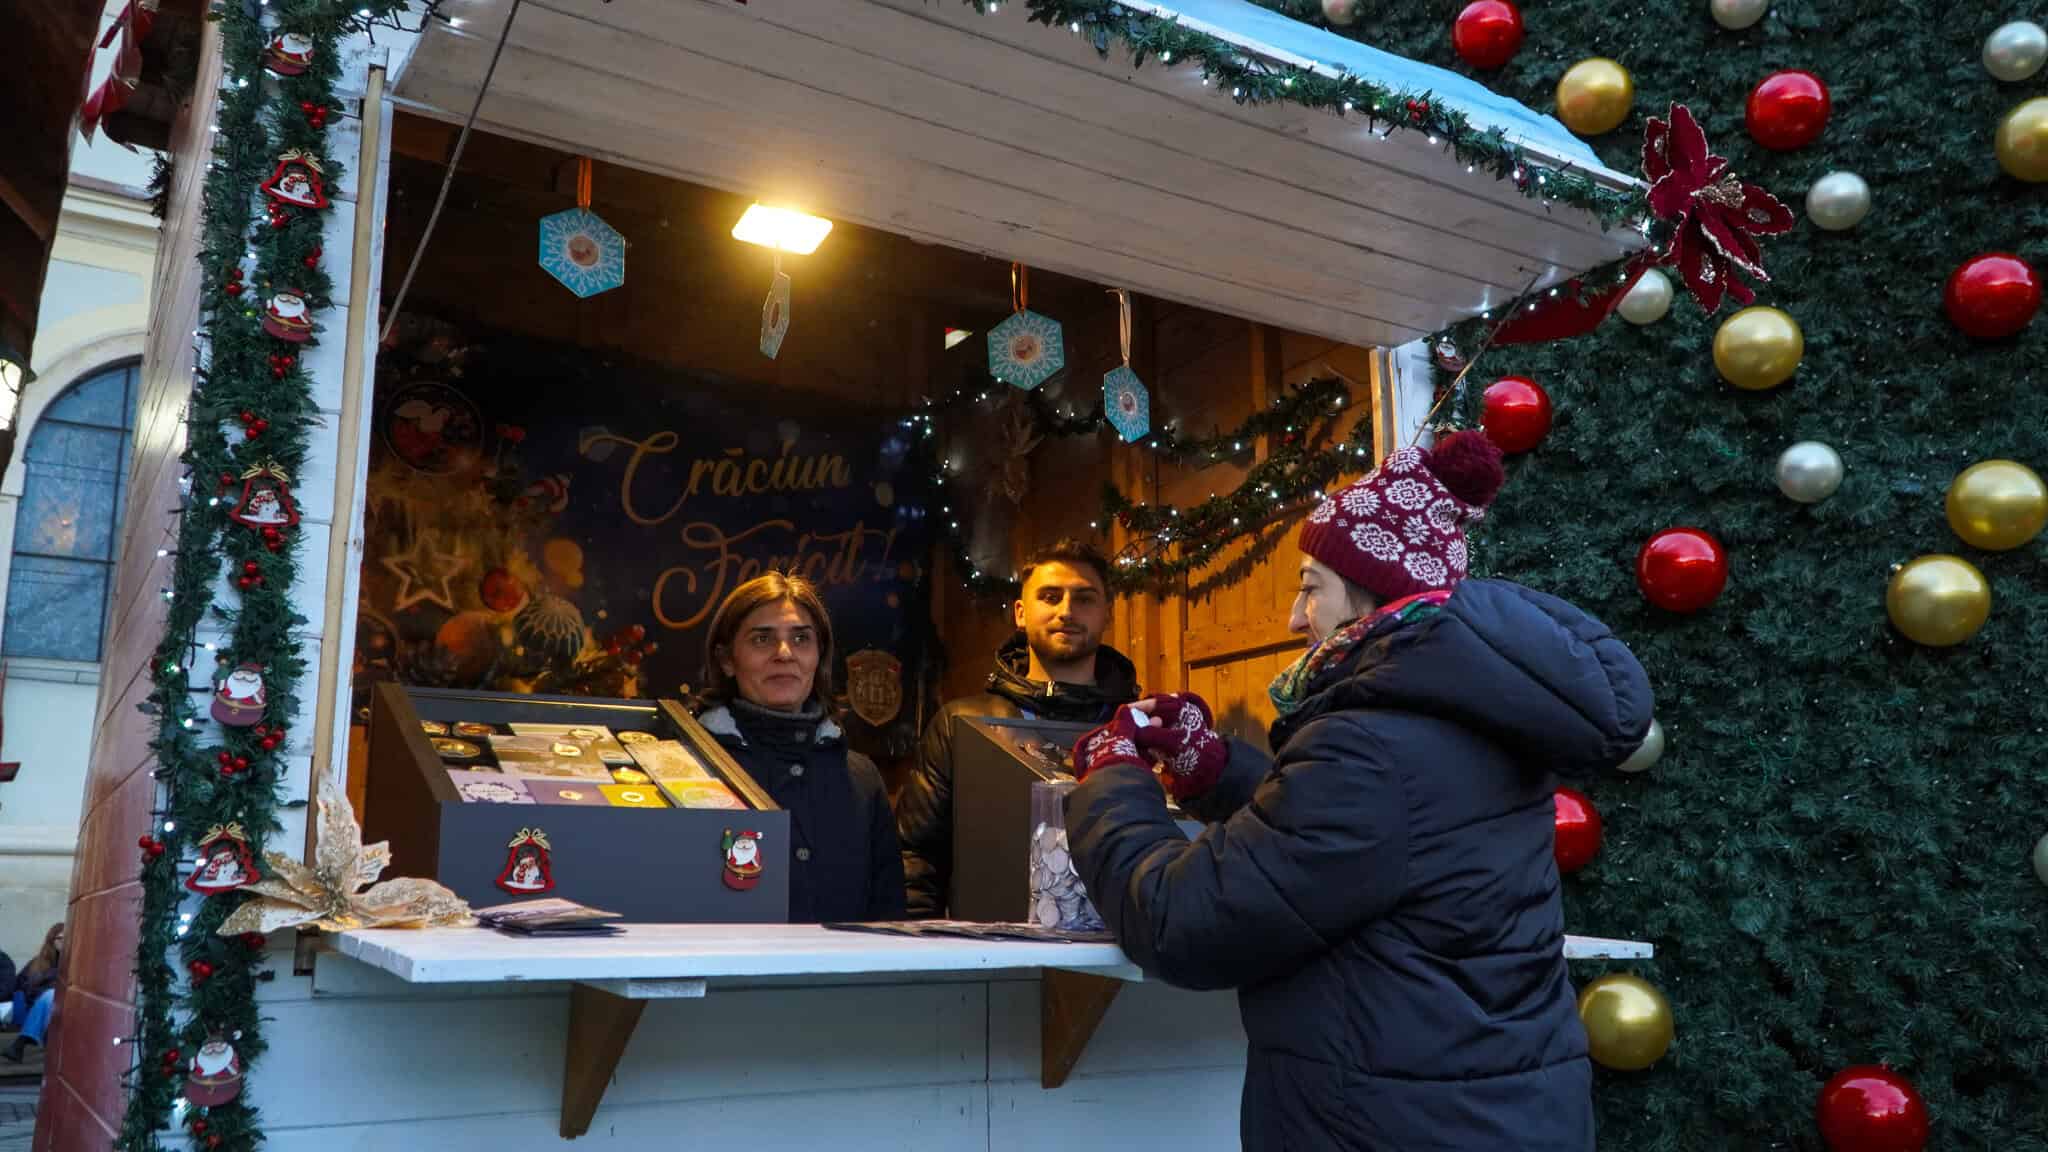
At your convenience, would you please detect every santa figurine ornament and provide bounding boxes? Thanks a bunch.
[263,31,314,76]
[722,828,764,891]
[261,288,314,343]
[186,824,257,895]
[186,1034,244,1107]
[227,462,300,532]
[496,827,555,894]
[211,662,267,727]
[260,150,330,211]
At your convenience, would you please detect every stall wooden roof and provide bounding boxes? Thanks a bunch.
[390,0,1645,348]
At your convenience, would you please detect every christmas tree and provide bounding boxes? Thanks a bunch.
[1299,2,2047,1149]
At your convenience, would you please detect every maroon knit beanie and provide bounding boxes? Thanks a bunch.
[1298,430,1506,602]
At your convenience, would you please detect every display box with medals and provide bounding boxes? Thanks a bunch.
[948,715,1202,926]
[363,684,790,923]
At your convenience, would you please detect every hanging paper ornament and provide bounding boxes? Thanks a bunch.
[1746,70,1831,151]
[1805,171,1871,232]
[261,288,314,343]
[186,1034,245,1108]
[723,828,766,890]
[1102,290,1149,442]
[1555,58,1634,136]
[264,31,315,76]
[1945,253,2040,340]
[260,150,330,211]
[1995,97,2048,183]
[211,662,268,727]
[186,824,257,895]
[760,257,792,360]
[496,827,555,894]
[989,264,1066,391]
[539,208,627,298]
[1983,21,2047,83]
[1479,376,1551,454]
[1642,104,1796,313]
[1553,788,1602,873]
[228,462,300,532]
[1817,1067,1928,1152]
[1637,527,1728,613]
[1453,2,1523,70]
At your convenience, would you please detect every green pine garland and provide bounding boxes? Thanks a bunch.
[117,4,407,1151]
[962,0,1647,227]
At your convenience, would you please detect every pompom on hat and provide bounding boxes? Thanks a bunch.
[1297,430,1506,603]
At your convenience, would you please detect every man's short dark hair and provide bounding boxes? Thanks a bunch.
[1018,538,1112,595]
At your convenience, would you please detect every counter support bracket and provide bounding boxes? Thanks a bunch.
[1041,969,1127,1089]
[561,979,706,1139]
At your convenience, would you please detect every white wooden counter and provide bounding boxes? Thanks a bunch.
[322,924,1649,1141]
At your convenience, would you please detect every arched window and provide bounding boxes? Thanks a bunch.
[3,361,140,662]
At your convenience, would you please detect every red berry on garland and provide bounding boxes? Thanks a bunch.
[304,253,320,269]
[192,1120,207,1134]
[224,282,244,297]
[271,213,291,230]
[243,561,261,575]
[234,756,249,771]
[228,268,243,281]
[240,410,256,425]
[236,576,256,590]
[1636,527,1728,613]
[252,418,270,435]
[208,1136,222,1150]
[242,932,266,949]
[1745,70,1830,151]
[139,834,154,850]
[1452,2,1523,71]
[218,751,233,767]
[1480,375,1552,455]
[1552,787,1602,873]
[165,1048,180,1064]
[1945,253,2040,341]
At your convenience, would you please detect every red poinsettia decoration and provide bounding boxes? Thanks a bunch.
[1643,103,1795,312]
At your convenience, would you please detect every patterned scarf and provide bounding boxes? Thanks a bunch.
[1268,590,1452,718]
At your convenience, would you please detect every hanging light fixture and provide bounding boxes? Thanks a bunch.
[731,204,833,255]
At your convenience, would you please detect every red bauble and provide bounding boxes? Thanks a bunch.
[479,567,527,614]
[1636,528,1728,613]
[1480,376,1552,455]
[1452,2,1524,70]
[1553,787,1602,873]
[1818,1067,1928,1152]
[1746,70,1830,151]
[1944,253,2041,341]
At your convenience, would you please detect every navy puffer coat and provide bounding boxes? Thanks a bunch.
[1065,579,1652,1152]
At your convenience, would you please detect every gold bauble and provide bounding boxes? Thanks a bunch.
[1946,460,2048,551]
[1556,58,1635,136]
[1577,974,1674,1071]
[1886,555,1991,647]
[1712,306,1804,390]
[1995,97,2048,183]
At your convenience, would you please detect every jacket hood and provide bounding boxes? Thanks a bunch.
[1312,579,1652,779]
[988,632,1140,722]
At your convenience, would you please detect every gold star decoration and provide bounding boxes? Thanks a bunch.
[381,530,470,613]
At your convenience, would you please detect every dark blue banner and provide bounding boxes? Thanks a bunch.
[355,313,933,739]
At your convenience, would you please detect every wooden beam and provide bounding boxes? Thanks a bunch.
[1040,969,1125,1089]
[561,983,648,1139]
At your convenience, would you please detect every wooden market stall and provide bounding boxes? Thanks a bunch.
[44,1,1651,1148]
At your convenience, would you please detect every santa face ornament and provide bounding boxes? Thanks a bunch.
[186,824,257,895]
[722,828,764,891]
[264,32,314,76]
[262,289,314,343]
[211,662,267,727]
[228,463,300,531]
[186,1034,244,1107]
[496,827,555,894]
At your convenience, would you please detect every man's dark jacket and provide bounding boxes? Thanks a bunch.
[1066,580,1652,1152]
[897,632,1138,917]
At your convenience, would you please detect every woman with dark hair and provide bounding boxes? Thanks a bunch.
[4,922,62,1062]
[699,572,906,923]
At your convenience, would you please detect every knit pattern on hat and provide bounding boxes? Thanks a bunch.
[1297,431,1504,603]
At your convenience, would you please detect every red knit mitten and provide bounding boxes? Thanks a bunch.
[1130,693,1228,801]
[1073,707,1146,782]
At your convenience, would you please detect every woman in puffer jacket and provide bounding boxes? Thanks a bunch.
[1066,430,1651,1152]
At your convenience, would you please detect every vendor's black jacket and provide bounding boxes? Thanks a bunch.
[897,633,1139,917]
[702,701,907,924]
[1065,580,1652,1152]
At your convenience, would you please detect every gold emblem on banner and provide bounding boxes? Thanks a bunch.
[845,649,903,727]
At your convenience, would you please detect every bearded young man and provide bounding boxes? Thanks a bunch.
[896,539,1139,918]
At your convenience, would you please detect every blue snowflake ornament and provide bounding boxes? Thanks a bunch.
[987,310,1066,390]
[538,208,626,298]
[1103,364,1151,443]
